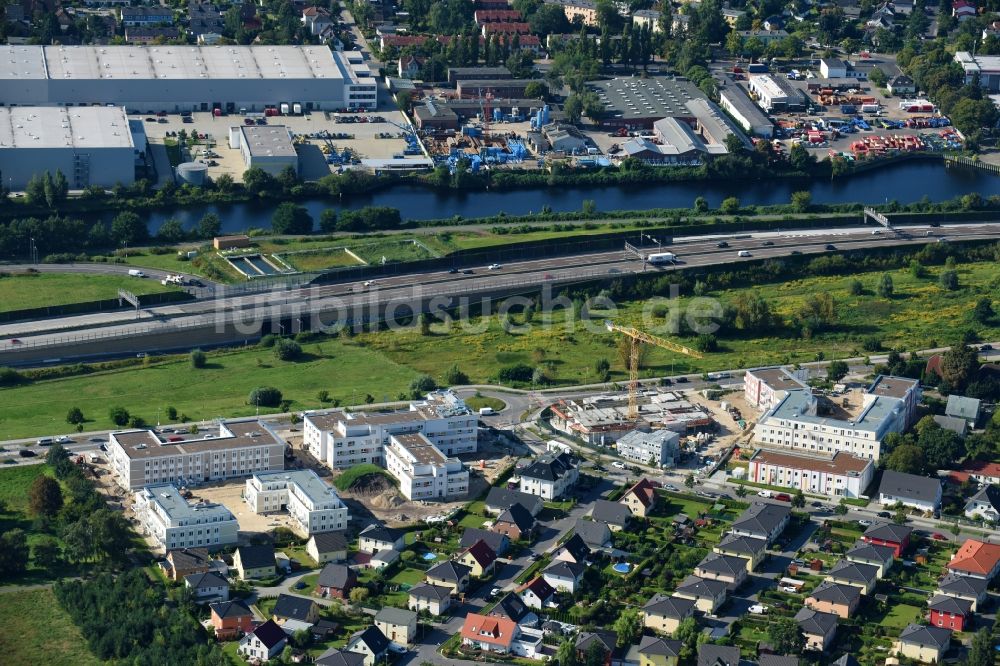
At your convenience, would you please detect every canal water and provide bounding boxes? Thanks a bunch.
[122,160,1000,234]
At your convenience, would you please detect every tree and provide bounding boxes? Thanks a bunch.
[919,423,962,470]
[410,374,437,398]
[555,638,579,666]
[735,484,748,498]
[273,338,302,361]
[46,444,72,477]
[444,364,469,385]
[197,212,222,239]
[972,297,994,324]
[563,94,584,123]
[720,196,740,214]
[319,209,338,233]
[0,529,29,578]
[584,640,609,666]
[848,279,863,296]
[684,473,695,488]
[877,273,894,298]
[792,489,805,508]
[271,203,313,235]
[242,167,275,197]
[349,587,370,603]
[835,499,848,515]
[940,343,979,392]
[111,211,148,246]
[157,218,186,243]
[827,360,849,382]
[32,535,62,570]
[524,81,549,99]
[189,349,207,368]
[694,196,709,213]
[769,617,805,655]
[791,190,812,212]
[248,386,282,408]
[29,475,63,517]
[884,444,925,475]
[418,312,431,335]
[66,406,85,425]
[613,608,642,647]
[109,406,130,426]
[938,269,959,291]
[966,628,993,666]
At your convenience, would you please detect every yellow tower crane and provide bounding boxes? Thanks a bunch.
[604,320,704,421]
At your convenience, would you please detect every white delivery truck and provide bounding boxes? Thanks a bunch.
[861,103,880,115]
[479,407,495,416]
[647,252,677,264]
[280,103,290,115]
[128,269,146,278]
[292,103,303,115]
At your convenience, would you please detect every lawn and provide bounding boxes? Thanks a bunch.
[0,339,420,439]
[0,588,102,666]
[347,238,437,264]
[879,603,923,629]
[332,464,395,492]
[0,272,179,313]
[0,463,49,513]
[388,567,425,587]
[280,247,364,271]
[464,394,506,412]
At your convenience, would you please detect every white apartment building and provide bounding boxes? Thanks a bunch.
[108,420,286,491]
[303,390,477,470]
[751,376,919,461]
[747,449,875,499]
[616,429,680,467]
[134,483,238,551]
[744,367,809,412]
[244,470,349,536]
[383,433,469,501]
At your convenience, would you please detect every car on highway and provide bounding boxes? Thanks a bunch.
[858,519,872,527]
[56,436,73,444]
[362,280,377,287]
[488,263,502,270]
[790,250,802,255]
[448,268,459,274]
[7,338,21,345]
[761,240,774,246]
[737,250,752,257]
[872,229,882,234]
[824,244,836,250]
[611,461,626,470]
[19,449,36,457]
[716,241,729,248]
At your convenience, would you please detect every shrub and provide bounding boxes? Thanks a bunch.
[66,407,84,425]
[409,374,438,398]
[317,390,331,403]
[109,406,130,426]
[0,367,25,386]
[494,364,534,383]
[444,364,469,385]
[248,386,283,408]
[128,416,146,428]
[273,338,302,361]
[861,336,883,352]
[848,279,863,296]
[938,269,959,291]
[166,406,178,420]
[259,334,277,348]
[189,349,207,369]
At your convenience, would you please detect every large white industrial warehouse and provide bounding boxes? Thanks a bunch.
[0,106,144,189]
[0,45,377,112]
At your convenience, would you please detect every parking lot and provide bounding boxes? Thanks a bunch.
[139,108,424,183]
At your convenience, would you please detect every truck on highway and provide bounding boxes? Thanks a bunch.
[647,252,677,264]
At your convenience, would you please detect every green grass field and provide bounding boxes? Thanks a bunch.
[281,248,364,271]
[0,464,48,514]
[332,463,394,492]
[0,272,179,313]
[0,588,102,666]
[464,394,505,412]
[879,603,923,629]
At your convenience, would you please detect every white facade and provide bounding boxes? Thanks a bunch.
[229,124,299,176]
[0,45,376,112]
[304,390,477,470]
[744,367,808,412]
[108,419,286,491]
[383,433,469,501]
[244,470,349,535]
[616,429,680,467]
[748,449,875,499]
[519,453,579,500]
[134,484,238,551]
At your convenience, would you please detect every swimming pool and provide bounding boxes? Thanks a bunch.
[422,552,437,561]
[612,563,631,574]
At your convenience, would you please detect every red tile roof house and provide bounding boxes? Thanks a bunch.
[461,613,517,654]
[861,522,912,558]
[946,539,1000,581]
[928,594,973,632]
[962,461,1000,486]
[210,600,254,640]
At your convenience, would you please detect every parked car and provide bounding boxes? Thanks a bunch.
[780,586,799,593]
[675,376,688,383]
[748,604,768,614]
[489,587,501,598]
[858,519,872,527]
[665,484,679,491]
[931,533,947,541]
[737,250,752,257]
[980,344,994,351]
[877,511,892,518]
[611,461,626,470]
[774,493,792,502]
[811,501,823,508]
[388,644,407,655]
[56,435,73,444]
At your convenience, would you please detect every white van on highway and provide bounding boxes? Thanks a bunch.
[737,250,752,258]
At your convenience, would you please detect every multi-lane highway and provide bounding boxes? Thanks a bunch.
[2,222,998,364]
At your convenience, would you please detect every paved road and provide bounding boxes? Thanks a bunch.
[2,222,997,363]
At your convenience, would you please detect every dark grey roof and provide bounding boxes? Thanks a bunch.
[696,553,748,577]
[828,560,878,586]
[349,625,389,656]
[863,521,912,542]
[185,571,228,589]
[210,599,253,619]
[310,531,348,553]
[493,592,532,623]
[845,540,895,565]
[731,502,790,539]
[697,644,740,666]
[716,533,767,556]
[558,533,591,562]
[359,524,404,544]
[485,487,542,513]
[543,560,585,580]
[521,452,576,482]
[497,502,536,532]
[237,544,275,570]
[315,650,366,666]
[830,656,860,666]
[946,394,981,420]
[938,572,989,597]
[794,607,838,636]
[426,560,471,582]
[374,606,417,625]
[318,563,354,589]
[888,74,914,85]
[898,623,952,650]
[808,580,861,605]
[878,470,941,503]
[966,485,1000,514]
[408,583,452,601]
[638,635,681,658]
[272,593,317,622]
[573,519,611,548]
[168,547,211,569]
[590,499,631,527]
[759,656,800,666]
[642,593,695,619]
[252,619,288,649]
[928,594,973,615]
[575,629,616,653]
[459,528,509,553]
[675,574,727,599]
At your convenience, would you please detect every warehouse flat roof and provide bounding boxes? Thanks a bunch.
[251,470,342,504]
[588,75,704,119]
[720,84,773,128]
[0,106,134,149]
[0,45,344,81]
[391,433,447,464]
[240,125,296,158]
[749,73,796,100]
